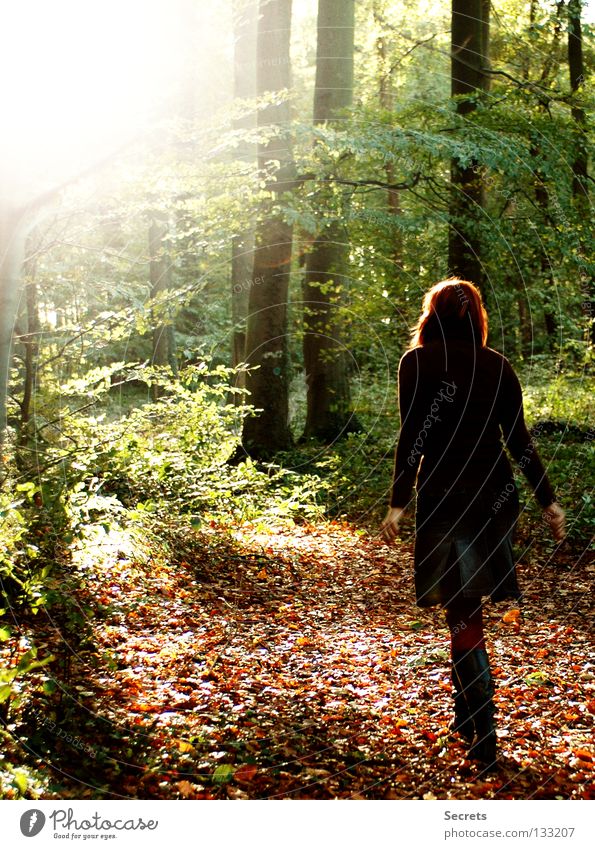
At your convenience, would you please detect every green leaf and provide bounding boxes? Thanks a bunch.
[17,654,55,677]
[0,668,18,683]
[15,482,37,496]
[12,770,28,795]
[0,682,12,703]
[212,764,234,785]
[524,670,551,686]
[16,648,38,671]
[0,626,11,642]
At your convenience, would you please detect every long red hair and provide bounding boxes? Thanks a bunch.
[409,278,488,348]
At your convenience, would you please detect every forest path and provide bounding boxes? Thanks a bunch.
[49,519,594,799]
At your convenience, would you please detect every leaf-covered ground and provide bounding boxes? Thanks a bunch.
[3,518,594,799]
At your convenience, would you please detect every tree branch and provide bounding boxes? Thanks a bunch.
[324,173,422,192]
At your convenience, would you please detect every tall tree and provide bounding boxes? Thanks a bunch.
[527,1,564,344]
[374,3,403,272]
[242,0,294,456]
[567,0,592,342]
[302,0,359,442]
[230,0,258,400]
[373,2,408,348]
[18,255,41,453]
[567,0,589,204]
[0,206,28,473]
[448,0,490,290]
[149,212,177,400]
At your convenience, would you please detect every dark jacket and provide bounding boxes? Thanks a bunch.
[389,338,556,607]
[390,339,556,510]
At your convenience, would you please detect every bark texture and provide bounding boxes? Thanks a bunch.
[448,0,490,291]
[231,0,258,400]
[242,0,294,456]
[302,0,359,442]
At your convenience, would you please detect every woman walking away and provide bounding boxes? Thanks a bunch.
[380,279,565,768]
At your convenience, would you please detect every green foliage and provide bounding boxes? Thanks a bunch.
[0,645,55,707]
[0,0,592,801]
[0,486,54,613]
[521,365,595,540]
[53,362,328,526]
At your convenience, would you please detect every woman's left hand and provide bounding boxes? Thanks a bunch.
[380,506,405,543]
[543,501,566,541]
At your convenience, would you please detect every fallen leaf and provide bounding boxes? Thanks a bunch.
[212,764,235,785]
[502,608,521,623]
[176,780,195,798]
[234,764,258,784]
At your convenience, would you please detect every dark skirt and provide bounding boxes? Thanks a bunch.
[413,480,522,608]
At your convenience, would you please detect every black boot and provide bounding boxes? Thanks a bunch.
[449,661,474,744]
[452,648,497,767]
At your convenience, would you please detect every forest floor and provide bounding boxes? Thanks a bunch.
[3,517,595,799]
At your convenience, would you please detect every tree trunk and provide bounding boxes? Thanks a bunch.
[374,12,404,346]
[534,164,557,345]
[230,0,257,403]
[448,0,490,291]
[0,206,27,475]
[376,22,403,271]
[567,0,588,204]
[513,277,532,357]
[149,214,176,399]
[302,0,359,442]
[231,235,252,367]
[242,0,294,457]
[529,2,565,346]
[567,0,592,342]
[19,270,41,450]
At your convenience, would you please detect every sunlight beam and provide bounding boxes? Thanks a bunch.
[0,0,185,202]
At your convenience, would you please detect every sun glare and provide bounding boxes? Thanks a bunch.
[0,0,186,202]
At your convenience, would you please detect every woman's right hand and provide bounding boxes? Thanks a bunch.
[380,506,405,543]
[543,501,566,541]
